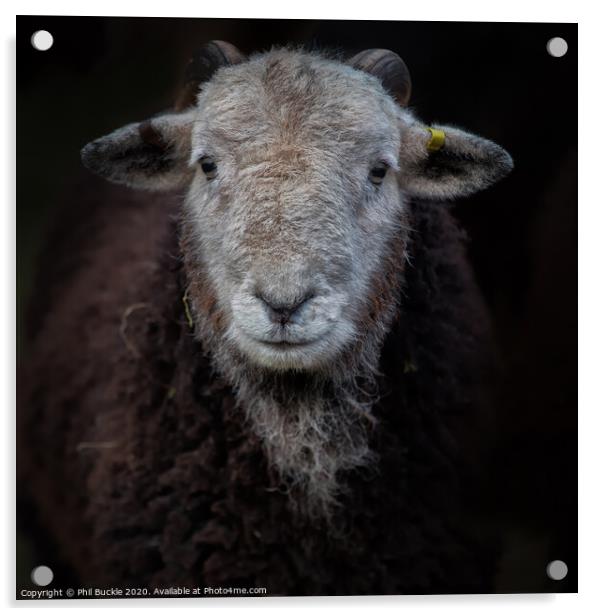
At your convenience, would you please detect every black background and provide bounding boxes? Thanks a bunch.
[17,16,577,594]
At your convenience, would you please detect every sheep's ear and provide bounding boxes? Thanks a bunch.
[80,110,195,191]
[398,123,513,200]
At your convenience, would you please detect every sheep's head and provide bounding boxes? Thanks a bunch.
[82,42,512,376]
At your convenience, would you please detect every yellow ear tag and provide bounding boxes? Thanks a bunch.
[426,127,446,153]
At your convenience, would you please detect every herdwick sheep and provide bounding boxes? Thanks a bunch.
[19,42,513,595]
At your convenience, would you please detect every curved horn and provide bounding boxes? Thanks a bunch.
[175,40,246,111]
[348,49,412,107]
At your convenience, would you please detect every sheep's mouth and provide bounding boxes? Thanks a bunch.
[234,326,345,371]
[258,339,314,349]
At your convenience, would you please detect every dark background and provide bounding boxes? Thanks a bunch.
[17,16,577,593]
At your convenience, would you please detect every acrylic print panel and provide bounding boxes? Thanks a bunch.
[16,15,577,599]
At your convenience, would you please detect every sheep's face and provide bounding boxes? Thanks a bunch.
[184,53,406,371]
[81,47,513,376]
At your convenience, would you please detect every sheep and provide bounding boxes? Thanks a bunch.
[19,42,512,595]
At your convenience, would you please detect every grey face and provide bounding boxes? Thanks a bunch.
[81,47,513,376]
[184,53,406,371]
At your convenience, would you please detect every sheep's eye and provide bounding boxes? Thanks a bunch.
[199,156,217,180]
[369,162,389,185]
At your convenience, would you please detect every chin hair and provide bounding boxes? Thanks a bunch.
[193,298,394,521]
[218,337,382,521]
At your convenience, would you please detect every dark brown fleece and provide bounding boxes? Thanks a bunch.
[18,177,496,595]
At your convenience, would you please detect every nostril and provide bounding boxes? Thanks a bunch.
[258,293,313,325]
[272,306,293,325]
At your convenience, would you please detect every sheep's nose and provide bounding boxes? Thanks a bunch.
[259,294,312,326]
